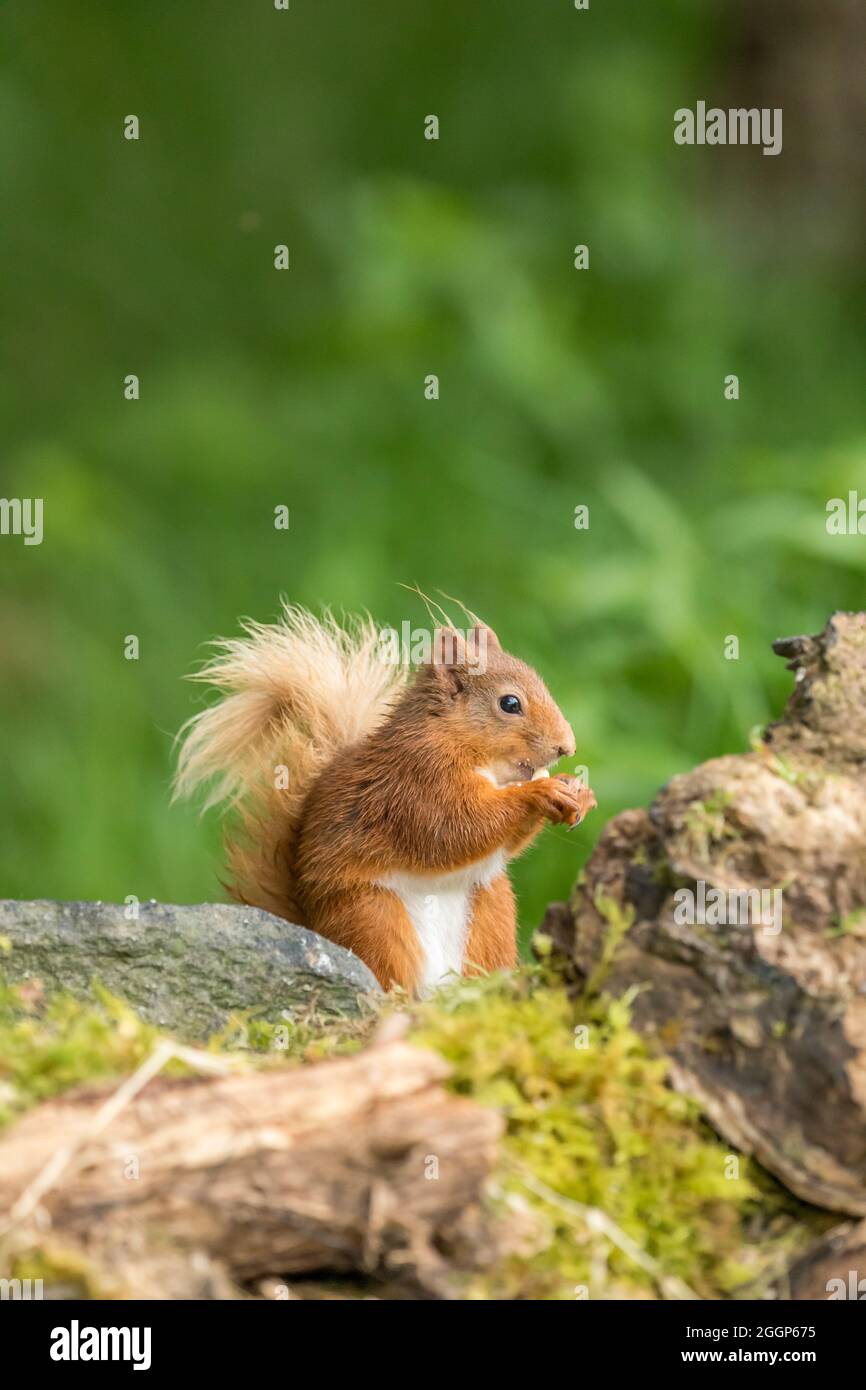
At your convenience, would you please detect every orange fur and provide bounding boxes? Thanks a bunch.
[463,875,518,976]
[175,605,595,993]
[174,605,407,921]
[305,885,422,992]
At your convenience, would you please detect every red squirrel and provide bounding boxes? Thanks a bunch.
[174,604,596,994]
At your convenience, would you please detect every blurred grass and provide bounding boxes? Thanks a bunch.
[1,1,864,945]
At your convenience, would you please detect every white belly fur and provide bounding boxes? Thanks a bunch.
[378,850,507,995]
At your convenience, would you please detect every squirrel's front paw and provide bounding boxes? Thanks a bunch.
[538,775,596,828]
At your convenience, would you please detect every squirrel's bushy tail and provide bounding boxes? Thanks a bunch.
[174,603,408,921]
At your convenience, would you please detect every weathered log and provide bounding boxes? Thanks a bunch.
[782,1217,866,1301]
[537,612,866,1216]
[0,1038,502,1297]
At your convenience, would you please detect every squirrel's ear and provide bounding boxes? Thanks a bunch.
[459,624,499,670]
[431,627,468,669]
[430,628,470,694]
[430,625,498,682]
[471,623,500,652]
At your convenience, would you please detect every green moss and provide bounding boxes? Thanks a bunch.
[0,974,379,1132]
[206,1005,377,1062]
[825,908,866,940]
[683,790,737,860]
[0,979,165,1128]
[410,968,820,1299]
[584,893,636,997]
[9,1243,108,1300]
[0,965,824,1301]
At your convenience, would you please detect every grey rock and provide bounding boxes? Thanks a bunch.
[0,900,380,1040]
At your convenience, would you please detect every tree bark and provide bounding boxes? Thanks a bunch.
[537,611,866,1217]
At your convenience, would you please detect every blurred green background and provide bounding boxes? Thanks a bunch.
[2,1,864,947]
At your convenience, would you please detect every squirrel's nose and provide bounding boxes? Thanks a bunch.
[556,730,576,760]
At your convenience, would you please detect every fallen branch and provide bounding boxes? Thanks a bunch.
[0,1040,242,1238]
[0,1040,502,1296]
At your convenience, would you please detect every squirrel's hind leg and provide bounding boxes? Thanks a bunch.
[311,887,423,994]
[462,874,518,977]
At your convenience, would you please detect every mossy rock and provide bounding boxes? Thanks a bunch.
[0,900,379,1040]
[537,612,866,1217]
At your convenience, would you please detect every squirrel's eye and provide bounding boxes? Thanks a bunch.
[499,694,522,715]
